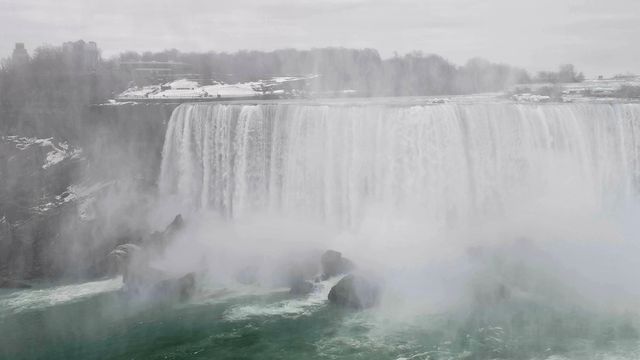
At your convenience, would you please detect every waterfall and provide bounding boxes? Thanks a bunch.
[158,102,640,233]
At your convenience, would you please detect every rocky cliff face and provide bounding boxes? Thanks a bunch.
[0,103,176,281]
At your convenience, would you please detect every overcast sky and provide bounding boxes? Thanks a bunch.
[1,0,638,77]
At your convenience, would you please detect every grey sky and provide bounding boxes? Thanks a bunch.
[1,0,638,77]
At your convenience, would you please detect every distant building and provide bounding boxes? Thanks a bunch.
[85,41,99,69]
[11,43,29,64]
[612,73,640,81]
[118,61,192,86]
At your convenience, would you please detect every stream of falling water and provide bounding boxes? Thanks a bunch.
[158,102,640,260]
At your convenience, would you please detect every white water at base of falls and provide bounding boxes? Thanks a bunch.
[158,102,640,252]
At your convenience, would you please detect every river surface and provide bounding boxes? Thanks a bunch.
[1,275,640,360]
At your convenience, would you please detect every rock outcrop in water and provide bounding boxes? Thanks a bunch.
[320,250,355,280]
[109,214,195,301]
[143,214,184,256]
[285,256,321,295]
[289,278,315,295]
[149,272,196,302]
[0,277,31,289]
[282,249,356,294]
[109,243,142,284]
[328,274,381,309]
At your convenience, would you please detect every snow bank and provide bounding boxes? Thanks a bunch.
[202,84,261,98]
[3,136,83,169]
[116,75,318,101]
[118,85,160,98]
[511,93,551,103]
[166,79,199,89]
[30,180,114,218]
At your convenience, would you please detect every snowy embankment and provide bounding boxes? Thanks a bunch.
[116,75,318,101]
[2,135,93,216]
[3,135,82,169]
[119,82,262,100]
[30,181,114,218]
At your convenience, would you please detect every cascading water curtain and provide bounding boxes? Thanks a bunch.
[159,102,640,230]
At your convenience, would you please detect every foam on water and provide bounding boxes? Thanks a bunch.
[224,277,341,321]
[0,277,122,316]
[223,276,342,321]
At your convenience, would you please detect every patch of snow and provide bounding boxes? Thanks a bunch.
[69,181,115,220]
[512,93,551,103]
[44,150,66,168]
[427,98,448,104]
[268,74,319,83]
[202,83,262,98]
[3,136,83,169]
[105,101,138,106]
[118,85,160,98]
[148,88,207,99]
[270,76,298,83]
[115,75,319,101]
[166,79,199,89]
[30,180,114,217]
[223,276,342,321]
[69,181,113,198]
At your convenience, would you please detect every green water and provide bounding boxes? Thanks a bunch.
[1,280,640,360]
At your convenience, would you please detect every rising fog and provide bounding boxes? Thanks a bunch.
[1,2,640,359]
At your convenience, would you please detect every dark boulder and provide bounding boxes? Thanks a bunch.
[321,250,355,280]
[144,214,185,254]
[328,274,381,309]
[109,243,142,260]
[150,272,196,302]
[0,277,31,289]
[108,243,142,285]
[164,214,184,236]
[289,279,315,295]
[284,260,318,295]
